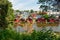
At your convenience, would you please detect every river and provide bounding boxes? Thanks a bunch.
[14,23,60,32]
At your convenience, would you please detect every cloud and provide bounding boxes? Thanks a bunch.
[9,0,39,11]
[13,3,28,10]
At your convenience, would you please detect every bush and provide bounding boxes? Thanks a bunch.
[0,29,60,40]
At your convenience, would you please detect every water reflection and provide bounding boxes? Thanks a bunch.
[14,23,60,32]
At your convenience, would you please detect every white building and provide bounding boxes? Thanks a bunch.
[21,11,30,20]
[47,11,60,16]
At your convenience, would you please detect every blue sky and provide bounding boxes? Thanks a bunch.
[9,0,40,11]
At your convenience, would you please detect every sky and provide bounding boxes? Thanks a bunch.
[9,0,40,11]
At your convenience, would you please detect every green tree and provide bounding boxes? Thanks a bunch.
[38,0,60,11]
[38,0,50,12]
[43,14,49,19]
[30,9,34,13]
[49,15,56,19]
[40,5,49,12]
[0,0,14,29]
[24,10,29,12]
[16,10,20,12]
[52,0,60,11]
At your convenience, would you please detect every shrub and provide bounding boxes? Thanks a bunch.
[0,29,60,40]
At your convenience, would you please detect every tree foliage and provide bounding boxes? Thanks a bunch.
[30,9,34,13]
[0,0,14,29]
[16,10,20,12]
[38,0,60,11]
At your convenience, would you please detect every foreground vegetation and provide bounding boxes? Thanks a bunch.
[0,28,60,40]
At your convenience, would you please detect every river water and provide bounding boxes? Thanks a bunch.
[14,23,60,32]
